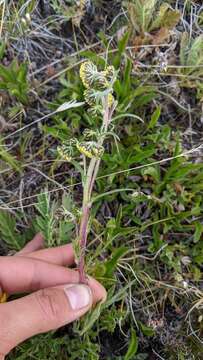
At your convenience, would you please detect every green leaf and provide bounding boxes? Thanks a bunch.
[104,280,136,308]
[132,146,156,162]
[34,192,55,246]
[116,205,123,225]
[139,321,155,336]
[187,35,203,68]
[163,163,203,183]
[180,33,203,74]
[123,58,133,93]
[142,166,160,182]
[134,92,156,107]
[151,223,163,251]
[104,246,128,277]
[42,123,70,141]
[78,301,103,336]
[150,3,180,31]
[118,31,130,55]
[0,64,14,83]
[180,32,190,67]
[124,328,138,360]
[80,49,106,67]
[148,106,161,129]
[150,3,170,30]
[133,85,155,98]
[0,211,24,250]
[124,0,157,33]
[113,32,130,68]
[92,188,135,204]
[0,139,21,172]
[0,41,6,60]
[17,63,28,83]
[194,222,203,243]
[0,60,29,104]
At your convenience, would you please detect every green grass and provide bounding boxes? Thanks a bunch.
[0,0,203,359]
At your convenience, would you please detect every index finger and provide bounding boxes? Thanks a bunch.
[17,233,44,255]
[0,256,106,304]
[17,244,75,267]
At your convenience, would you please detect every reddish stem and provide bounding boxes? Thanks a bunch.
[78,204,90,283]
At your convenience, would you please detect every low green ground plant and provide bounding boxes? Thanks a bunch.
[0,60,29,104]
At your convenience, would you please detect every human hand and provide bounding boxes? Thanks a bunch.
[0,234,106,359]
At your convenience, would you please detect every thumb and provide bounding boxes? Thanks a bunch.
[0,284,92,356]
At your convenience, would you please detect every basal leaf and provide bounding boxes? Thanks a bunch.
[139,321,155,336]
[78,302,103,336]
[194,222,203,243]
[104,246,128,278]
[0,211,24,250]
[180,32,190,67]
[118,31,130,55]
[0,140,21,172]
[187,35,203,69]
[142,166,160,182]
[150,3,180,31]
[180,33,203,74]
[124,328,138,360]
[148,106,161,129]
[124,0,157,33]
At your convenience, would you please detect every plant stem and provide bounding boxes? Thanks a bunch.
[78,97,113,283]
[78,203,91,283]
[78,157,97,283]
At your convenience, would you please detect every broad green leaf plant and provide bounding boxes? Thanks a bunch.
[0,60,29,104]
[123,0,180,45]
[57,61,118,283]
[179,32,203,100]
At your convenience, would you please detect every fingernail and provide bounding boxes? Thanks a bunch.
[64,284,92,310]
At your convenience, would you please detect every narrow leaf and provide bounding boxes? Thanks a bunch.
[194,222,203,243]
[124,328,138,360]
[148,106,161,129]
[78,302,103,335]
[104,246,128,277]
[56,101,85,113]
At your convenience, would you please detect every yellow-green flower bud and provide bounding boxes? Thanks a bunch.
[76,141,104,159]
[84,88,96,106]
[80,61,98,88]
[102,65,116,85]
[57,144,72,162]
[107,93,114,107]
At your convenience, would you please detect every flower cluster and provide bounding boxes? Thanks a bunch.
[55,206,75,222]
[76,141,104,159]
[57,143,73,162]
[57,137,104,161]
[79,61,116,112]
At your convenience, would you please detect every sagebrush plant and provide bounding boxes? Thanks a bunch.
[57,60,118,283]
